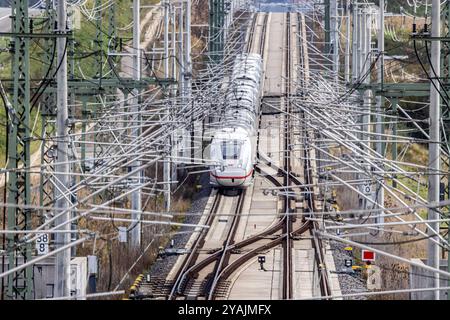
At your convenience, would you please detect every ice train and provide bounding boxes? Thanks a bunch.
[209,53,263,188]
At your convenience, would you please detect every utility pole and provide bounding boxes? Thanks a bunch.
[351,2,359,83]
[39,0,56,266]
[185,0,191,87]
[375,0,385,226]
[170,3,178,184]
[185,0,194,163]
[7,0,33,299]
[358,6,373,211]
[67,7,77,256]
[178,3,184,97]
[177,2,184,174]
[163,0,171,212]
[93,0,103,172]
[209,0,225,63]
[391,97,398,186]
[360,8,370,149]
[428,0,441,300]
[330,0,339,82]
[164,0,169,78]
[324,0,331,58]
[344,0,351,84]
[54,0,71,298]
[172,6,177,86]
[130,0,142,247]
[179,0,193,164]
[444,0,450,301]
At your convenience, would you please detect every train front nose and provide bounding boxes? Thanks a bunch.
[210,167,252,187]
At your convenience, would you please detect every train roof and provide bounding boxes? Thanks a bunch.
[234,53,262,62]
[212,127,250,140]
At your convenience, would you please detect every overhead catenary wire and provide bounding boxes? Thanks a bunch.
[2,0,450,300]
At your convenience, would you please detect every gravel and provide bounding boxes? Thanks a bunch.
[330,240,369,300]
[144,175,368,300]
[146,173,212,280]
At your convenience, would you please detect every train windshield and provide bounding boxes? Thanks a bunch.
[221,140,241,160]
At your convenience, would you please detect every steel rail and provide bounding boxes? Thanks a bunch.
[281,12,294,300]
[206,190,246,299]
[298,11,333,298]
[167,191,222,300]
[179,13,270,298]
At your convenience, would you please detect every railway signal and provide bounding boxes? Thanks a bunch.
[344,259,352,268]
[157,246,166,259]
[258,255,266,271]
[362,250,376,262]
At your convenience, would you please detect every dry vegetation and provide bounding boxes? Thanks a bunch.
[0,0,210,298]
[325,12,437,299]
[82,1,210,297]
[330,140,431,299]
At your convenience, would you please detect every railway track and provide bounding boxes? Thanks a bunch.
[295,12,333,298]
[166,13,272,300]
[206,190,246,299]
[168,14,284,299]
[167,13,279,300]
[255,11,333,299]
[135,11,336,301]
[282,12,294,300]
[166,190,245,300]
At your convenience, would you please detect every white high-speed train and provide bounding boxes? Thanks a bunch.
[209,53,263,188]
